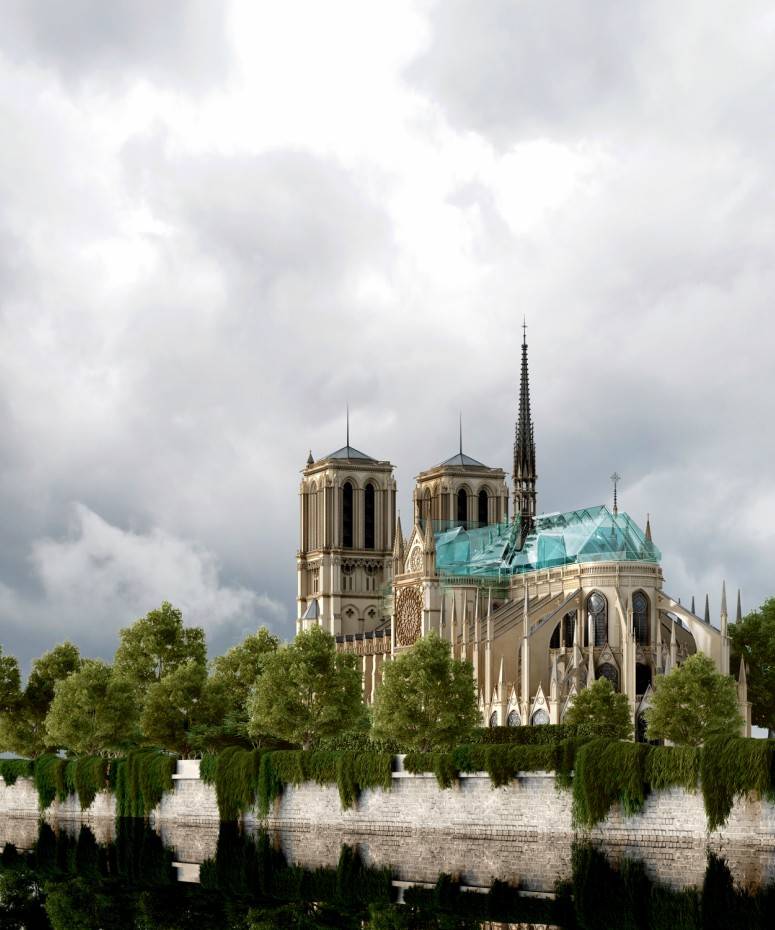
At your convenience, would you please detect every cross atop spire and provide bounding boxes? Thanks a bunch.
[513,321,537,531]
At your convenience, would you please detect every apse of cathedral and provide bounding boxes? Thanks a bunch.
[296,332,751,736]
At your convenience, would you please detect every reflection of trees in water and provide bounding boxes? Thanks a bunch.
[0,823,773,929]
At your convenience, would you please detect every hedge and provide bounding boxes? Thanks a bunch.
[469,723,578,745]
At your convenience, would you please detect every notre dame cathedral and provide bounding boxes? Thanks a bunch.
[295,332,751,737]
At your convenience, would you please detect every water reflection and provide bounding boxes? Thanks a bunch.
[0,818,772,929]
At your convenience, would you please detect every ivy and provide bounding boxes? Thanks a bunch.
[700,736,775,831]
[33,755,68,809]
[645,745,700,793]
[0,758,33,786]
[115,750,176,818]
[572,739,650,827]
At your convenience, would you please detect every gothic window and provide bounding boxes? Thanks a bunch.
[563,610,576,648]
[633,591,649,644]
[550,623,560,649]
[507,710,520,727]
[597,662,619,689]
[457,488,467,525]
[587,592,608,646]
[636,663,652,695]
[342,482,353,548]
[531,708,549,726]
[342,561,355,592]
[489,711,498,728]
[364,483,375,550]
[478,489,488,526]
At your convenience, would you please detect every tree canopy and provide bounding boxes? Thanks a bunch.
[563,677,632,739]
[0,645,20,713]
[730,597,775,736]
[247,625,366,749]
[44,660,139,755]
[645,653,742,747]
[0,642,81,757]
[211,628,279,712]
[114,601,206,692]
[371,633,480,751]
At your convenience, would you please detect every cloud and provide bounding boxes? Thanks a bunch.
[0,504,286,673]
[0,0,231,91]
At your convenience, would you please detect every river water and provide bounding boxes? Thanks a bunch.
[0,817,773,928]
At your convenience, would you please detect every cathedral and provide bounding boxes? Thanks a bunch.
[296,332,751,737]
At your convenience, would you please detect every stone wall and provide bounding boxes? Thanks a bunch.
[2,762,774,893]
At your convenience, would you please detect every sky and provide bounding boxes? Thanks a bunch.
[1,0,774,674]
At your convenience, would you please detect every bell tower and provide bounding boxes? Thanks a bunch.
[297,435,396,637]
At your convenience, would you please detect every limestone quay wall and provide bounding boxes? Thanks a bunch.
[1,761,774,854]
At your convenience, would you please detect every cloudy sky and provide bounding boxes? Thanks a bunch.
[1,0,773,672]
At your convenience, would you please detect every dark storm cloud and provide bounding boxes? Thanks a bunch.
[0,0,230,89]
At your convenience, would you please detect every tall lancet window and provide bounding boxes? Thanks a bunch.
[633,591,649,644]
[457,488,467,525]
[587,592,608,646]
[364,483,375,550]
[478,489,488,526]
[342,482,354,548]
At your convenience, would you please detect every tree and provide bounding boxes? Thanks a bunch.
[0,642,81,757]
[564,677,633,739]
[45,660,140,755]
[730,597,775,737]
[247,626,366,749]
[211,628,279,713]
[0,645,21,712]
[141,660,228,756]
[645,653,742,747]
[114,601,206,693]
[371,633,479,752]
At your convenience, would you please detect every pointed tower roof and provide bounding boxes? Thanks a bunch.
[513,320,536,485]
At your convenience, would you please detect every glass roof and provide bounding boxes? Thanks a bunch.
[434,505,660,578]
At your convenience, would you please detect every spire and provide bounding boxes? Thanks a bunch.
[392,515,404,564]
[645,513,652,543]
[513,319,537,531]
[721,580,728,618]
[736,589,742,623]
[610,472,621,517]
[704,594,710,625]
[459,410,463,457]
[306,449,314,466]
[691,595,695,615]
[346,403,350,448]
[738,657,748,690]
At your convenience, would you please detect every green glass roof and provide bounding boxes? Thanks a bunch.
[434,505,660,578]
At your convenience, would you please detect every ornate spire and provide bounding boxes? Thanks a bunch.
[513,319,537,530]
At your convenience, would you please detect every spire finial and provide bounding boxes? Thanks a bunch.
[610,472,621,516]
[522,315,527,346]
[459,410,463,456]
[346,403,350,449]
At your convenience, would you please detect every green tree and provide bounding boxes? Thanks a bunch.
[141,660,228,755]
[645,653,742,747]
[371,633,479,751]
[114,601,206,692]
[247,626,366,749]
[564,677,633,739]
[44,660,140,755]
[211,627,279,713]
[0,645,21,712]
[0,642,81,757]
[730,597,775,737]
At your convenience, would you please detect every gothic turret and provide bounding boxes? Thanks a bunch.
[513,322,537,531]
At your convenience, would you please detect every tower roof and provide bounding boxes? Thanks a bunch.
[322,445,376,462]
[437,451,487,468]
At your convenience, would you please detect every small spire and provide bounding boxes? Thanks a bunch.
[459,411,463,456]
[738,657,747,688]
[721,580,728,618]
[736,589,742,623]
[704,594,710,625]
[306,449,314,466]
[691,595,695,615]
[610,472,621,517]
[346,403,350,449]
[423,517,435,555]
[392,515,404,561]
[645,513,652,543]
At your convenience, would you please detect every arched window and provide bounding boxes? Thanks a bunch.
[587,592,608,646]
[563,610,576,648]
[342,482,353,548]
[633,591,649,644]
[488,711,498,728]
[597,662,619,689]
[478,489,488,526]
[364,484,375,550]
[532,708,549,726]
[457,488,467,525]
[507,710,520,727]
[636,663,652,695]
[550,623,561,649]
